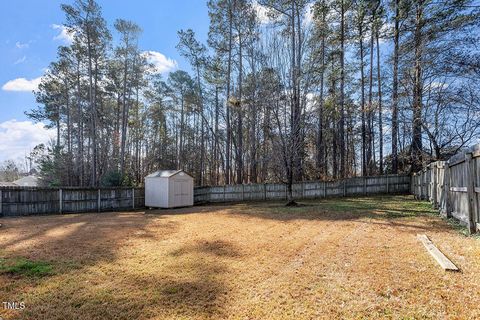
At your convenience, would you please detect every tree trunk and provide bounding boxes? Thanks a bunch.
[225,2,233,185]
[367,16,375,175]
[249,54,258,184]
[236,32,243,185]
[376,27,383,174]
[339,0,346,178]
[316,27,325,178]
[86,30,97,186]
[411,1,424,173]
[359,20,367,176]
[179,94,185,169]
[288,0,297,202]
[391,0,400,174]
[120,41,129,179]
[214,86,219,184]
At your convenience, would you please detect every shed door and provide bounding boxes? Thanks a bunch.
[174,179,189,206]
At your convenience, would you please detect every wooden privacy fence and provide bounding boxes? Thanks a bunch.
[0,187,145,217]
[194,174,410,204]
[1,175,409,217]
[411,143,480,233]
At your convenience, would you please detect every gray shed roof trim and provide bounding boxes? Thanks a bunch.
[146,170,192,178]
[0,181,17,186]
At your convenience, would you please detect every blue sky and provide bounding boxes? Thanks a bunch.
[0,0,210,163]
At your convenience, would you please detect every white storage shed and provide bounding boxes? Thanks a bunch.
[145,170,194,208]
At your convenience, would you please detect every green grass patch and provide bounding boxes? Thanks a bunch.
[254,195,439,219]
[441,216,480,239]
[164,286,180,294]
[0,257,54,277]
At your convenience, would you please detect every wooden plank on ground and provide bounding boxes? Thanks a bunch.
[417,234,459,271]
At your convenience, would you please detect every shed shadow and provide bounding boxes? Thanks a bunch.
[214,195,456,234]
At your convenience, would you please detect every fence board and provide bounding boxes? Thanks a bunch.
[194,174,410,205]
[412,143,480,233]
[0,174,413,218]
[0,187,145,217]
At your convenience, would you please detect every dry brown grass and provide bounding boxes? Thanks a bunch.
[1,195,480,319]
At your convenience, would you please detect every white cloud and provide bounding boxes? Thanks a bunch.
[254,2,313,25]
[253,1,273,24]
[304,2,314,26]
[143,51,177,74]
[428,81,449,90]
[0,120,56,162]
[377,22,394,44]
[380,22,393,37]
[305,92,317,112]
[2,77,42,92]
[14,56,27,65]
[52,24,75,44]
[15,41,29,49]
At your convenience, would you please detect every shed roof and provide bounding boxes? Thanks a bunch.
[146,170,192,179]
[13,175,40,187]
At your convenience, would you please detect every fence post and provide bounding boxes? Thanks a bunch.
[132,188,135,209]
[264,184,267,201]
[97,189,101,213]
[386,175,390,194]
[415,172,422,200]
[419,173,422,197]
[0,190,3,217]
[285,184,288,200]
[426,168,428,200]
[425,169,428,200]
[411,174,415,198]
[429,164,432,203]
[364,177,367,195]
[59,189,63,214]
[444,162,451,218]
[414,174,418,197]
[427,167,430,200]
[302,182,305,199]
[343,179,347,197]
[432,162,438,208]
[414,173,417,198]
[419,170,422,199]
[323,181,327,198]
[465,152,476,234]
[416,173,420,199]
[242,184,245,201]
[223,185,226,203]
[420,170,424,200]
[416,173,420,198]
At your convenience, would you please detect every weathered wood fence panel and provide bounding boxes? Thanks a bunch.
[194,174,410,204]
[412,143,480,233]
[1,175,410,217]
[0,187,145,217]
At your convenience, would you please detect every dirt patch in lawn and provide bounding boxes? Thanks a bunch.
[1,195,479,319]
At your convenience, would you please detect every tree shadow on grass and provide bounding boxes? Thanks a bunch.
[147,195,438,224]
[0,213,240,320]
[145,240,242,318]
[0,211,176,319]
[14,237,238,319]
[170,239,243,258]
[352,217,455,234]
[208,194,463,239]
[217,195,456,234]
[145,205,234,216]
[0,212,176,263]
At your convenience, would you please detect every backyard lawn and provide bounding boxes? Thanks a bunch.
[1,195,480,319]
